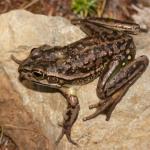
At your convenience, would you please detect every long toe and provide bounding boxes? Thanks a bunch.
[55,130,65,145]
[66,132,78,146]
[83,108,102,121]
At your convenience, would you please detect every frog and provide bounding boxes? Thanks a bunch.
[12,17,149,146]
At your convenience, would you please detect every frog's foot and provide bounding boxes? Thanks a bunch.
[55,95,80,146]
[83,96,119,121]
[88,100,119,121]
[55,125,78,146]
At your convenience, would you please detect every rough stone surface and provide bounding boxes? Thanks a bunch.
[0,10,150,150]
[0,67,53,150]
[132,5,150,30]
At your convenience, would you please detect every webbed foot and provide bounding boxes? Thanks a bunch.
[83,86,128,121]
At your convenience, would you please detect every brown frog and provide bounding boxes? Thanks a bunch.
[12,17,149,146]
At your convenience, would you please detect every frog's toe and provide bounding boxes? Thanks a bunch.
[57,121,63,127]
[55,129,65,145]
[83,109,109,121]
[83,101,115,121]
[66,131,79,146]
[55,127,78,146]
[83,108,102,121]
[89,102,103,109]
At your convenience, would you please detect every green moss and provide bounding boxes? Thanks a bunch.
[71,0,98,17]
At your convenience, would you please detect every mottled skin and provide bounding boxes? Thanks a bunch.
[12,17,149,146]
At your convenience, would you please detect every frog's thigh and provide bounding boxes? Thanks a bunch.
[83,56,149,121]
[97,55,149,99]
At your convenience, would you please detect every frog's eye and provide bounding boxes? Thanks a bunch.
[32,70,44,80]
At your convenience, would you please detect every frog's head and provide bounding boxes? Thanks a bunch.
[11,47,65,89]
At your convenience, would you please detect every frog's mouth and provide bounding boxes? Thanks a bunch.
[31,80,62,89]
[20,73,62,89]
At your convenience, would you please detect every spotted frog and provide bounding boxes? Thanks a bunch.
[12,17,149,145]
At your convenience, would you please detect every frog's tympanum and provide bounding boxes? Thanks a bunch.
[12,18,149,145]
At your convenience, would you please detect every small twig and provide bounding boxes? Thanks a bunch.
[2,124,35,131]
[0,126,4,144]
[131,4,142,13]
[0,124,49,142]
[97,0,106,17]
[22,0,40,9]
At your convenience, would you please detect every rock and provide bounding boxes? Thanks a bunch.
[132,5,150,30]
[0,67,53,150]
[0,10,150,150]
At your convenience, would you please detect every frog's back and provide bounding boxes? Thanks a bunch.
[35,30,135,85]
[61,30,134,74]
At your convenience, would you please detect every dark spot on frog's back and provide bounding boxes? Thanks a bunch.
[43,51,56,62]
[105,43,113,51]
[65,109,72,122]
[116,39,126,50]
[126,37,135,49]
[106,35,115,41]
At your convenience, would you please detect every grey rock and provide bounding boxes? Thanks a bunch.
[0,10,150,150]
[132,5,150,30]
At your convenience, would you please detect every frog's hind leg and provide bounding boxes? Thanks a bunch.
[83,55,149,121]
[55,93,80,146]
[71,17,140,35]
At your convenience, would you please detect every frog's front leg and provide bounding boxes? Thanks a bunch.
[83,55,149,121]
[55,90,80,146]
